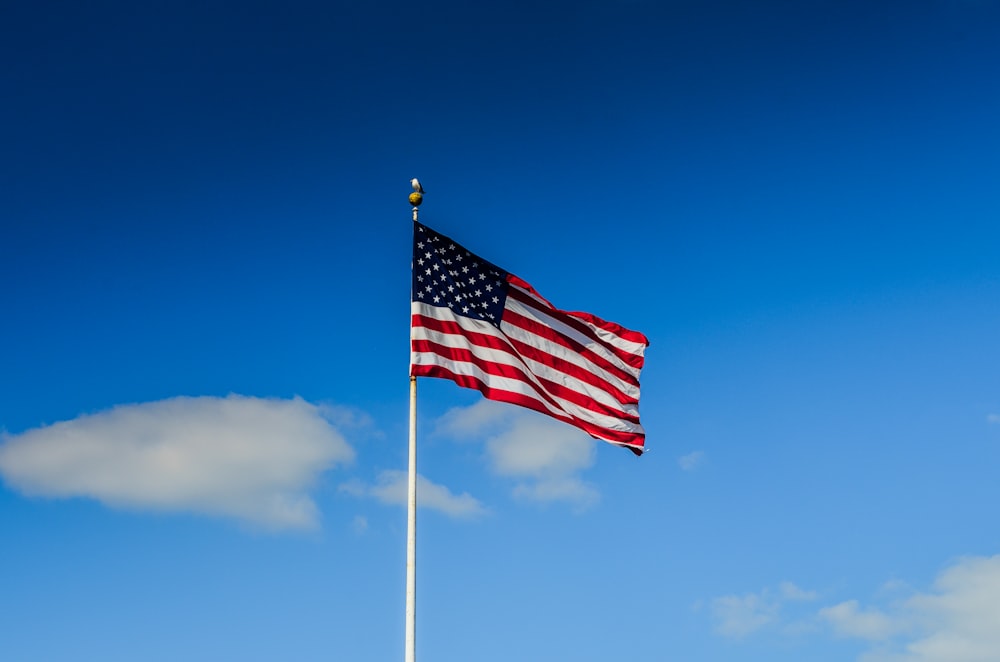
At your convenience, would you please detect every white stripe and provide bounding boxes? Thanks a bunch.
[504,296,643,384]
[412,343,564,420]
[498,316,641,403]
[411,301,499,341]
[413,325,639,422]
[511,284,648,357]
[413,302,641,420]
[488,320,640,413]
[412,302,637,411]
[412,305,644,434]
[411,325,643,433]
[412,346,645,436]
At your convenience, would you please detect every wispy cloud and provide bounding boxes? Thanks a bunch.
[707,581,817,638]
[437,400,599,510]
[828,555,1000,662]
[780,581,819,602]
[340,470,487,519]
[435,399,510,440]
[710,592,781,637]
[708,555,1000,661]
[820,600,900,641]
[678,450,705,471]
[0,395,355,530]
[987,414,1000,425]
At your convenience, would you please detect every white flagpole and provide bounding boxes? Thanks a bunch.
[405,188,423,662]
[405,374,417,662]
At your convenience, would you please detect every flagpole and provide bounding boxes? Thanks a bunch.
[405,188,423,662]
[405,374,416,662]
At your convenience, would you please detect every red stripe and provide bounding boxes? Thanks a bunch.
[508,274,649,345]
[412,312,639,416]
[411,332,566,416]
[508,275,649,358]
[506,285,647,373]
[562,308,650,345]
[410,362,645,452]
[411,333,640,424]
[502,306,640,388]
[415,312,638,406]
[505,333,639,407]
[413,314,515,355]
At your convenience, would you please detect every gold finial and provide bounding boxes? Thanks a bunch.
[409,178,424,221]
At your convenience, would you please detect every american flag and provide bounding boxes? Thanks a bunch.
[410,221,649,455]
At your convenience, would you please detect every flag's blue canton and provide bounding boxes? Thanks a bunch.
[412,222,509,329]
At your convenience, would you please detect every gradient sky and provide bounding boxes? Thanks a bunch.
[3,1,1000,661]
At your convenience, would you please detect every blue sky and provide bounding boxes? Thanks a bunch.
[2,1,1000,660]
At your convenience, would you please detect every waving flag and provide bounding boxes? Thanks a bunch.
[410,221,648,454]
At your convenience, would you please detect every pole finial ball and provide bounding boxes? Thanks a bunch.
[409,192,423,207]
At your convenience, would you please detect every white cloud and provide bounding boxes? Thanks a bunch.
[678,450,705,471]
[711,592,780,637]
[512,476,598,509]
[486,416,593,478]
[821,600,899,641]
[340,470,486,519]
[780,581,819,602]
[436,401,600,509]
[839,555,1000,662]
[708,582,818,638]
[707,557,1000,660]
[435,399,510,440]
[987,414,1000,425]
[0,395,355,530]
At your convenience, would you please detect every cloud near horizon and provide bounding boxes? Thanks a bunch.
[706,555,1000,661]
[0,395,356,530]
[823,555,1000,662]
